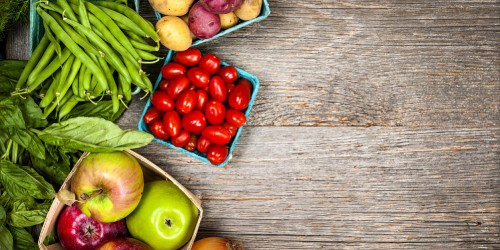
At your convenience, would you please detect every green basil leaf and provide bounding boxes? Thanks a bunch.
[38,117,153,152]
[0,192,35,212]
[43,230,57,246]
[0,225,13,250]
[0,102,25,130]
[8,226,37,250]
[0,60,28,81]
[0,75,16,94]
[0,131,8,155]
[7,209,47,227]
[0,160,55,200]
[0,205,5,226]
[9,128,45,160]
[62,100,128,122]
[1,96,47,129]
[30,152,70,186]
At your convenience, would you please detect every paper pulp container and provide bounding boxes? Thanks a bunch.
[138,50,260,167]
[37,150,203,250]
[154,0,270,47]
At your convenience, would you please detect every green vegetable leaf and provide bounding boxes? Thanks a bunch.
[8,226,37,250]
[0,60,27,81]
[1,96,47,129]
[9,127,45,160]
[0,190,36,212]
[38,117,153,152]
[0,75,16,95]
[43,230,57,246]
[62,100,128,122]
[30,150,70,185]
[0,102,26,130]
[7,209,47,227]
[0,206,5,226]
[0,160,55,200]
[0,224,13,250]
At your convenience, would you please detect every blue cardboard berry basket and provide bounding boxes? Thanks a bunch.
[138,50,260,167]
[154,0,270,47]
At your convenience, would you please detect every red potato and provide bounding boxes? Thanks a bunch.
[188,2,221,39]
[199,0,243,14]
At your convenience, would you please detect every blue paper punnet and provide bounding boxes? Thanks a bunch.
[154,0,270,47]
[138,50,260,167]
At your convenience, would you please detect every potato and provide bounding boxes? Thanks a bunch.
[156,16,192,51]
[188,2,221,39]
[148,0,194,16]
[199,0,242,14]
[234,0,262,21]
[219,12,239,29]
[180,14,197,39]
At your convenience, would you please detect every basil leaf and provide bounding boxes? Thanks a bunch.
[30,152,70,185]
[38,117,153,152]
[0,192,36,212]
[0,102,25,130]
[0,206,5,226]
[0,160,55,200]
[8,226,37,250]
[0,60,28,81]
[7,209,47,227]
[43,230,57,246]
[0,75,16,95]
[0,225,13,250]
[9,127,45,160]
[16,97,47,129]
[0,131,8,155]
[62,100,128,122]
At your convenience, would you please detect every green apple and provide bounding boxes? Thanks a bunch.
[126,180,199,250]
[71,151,144,223]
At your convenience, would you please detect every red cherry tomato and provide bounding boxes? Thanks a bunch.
[206,145,229,165]
[184,134,198,152]
[204,100,226,125]
[226,82,235,95]
[217,66,238,83]
[228,83,251,110]
[148,120,169,140]
[173,48,201,67]
[225,109,247,127]
[161,62,186,79]
[151,91,175,112]
[176,89,198,115]
[158,79,170,92]
[166,76,190,100]
[195,89,209,111]
[202,126,231,145]
[222,121,238,138]
[237,78,253,92]
[143,107,162,124]
[181,110,207,133]
[162,111,181,137]
[196,136,212,153]
[171,130,191,147]
[198,53,221,75]
[208,76,227,102]
[187,67,210,88]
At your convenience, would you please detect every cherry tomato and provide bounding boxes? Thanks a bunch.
[162,111,181,137]
[196,136,212,153]
[195,89,209,111]
[176,89,198,115]
[171,130,191,147]
[151,91,175,112]
[208,76,227,102]
[226,109,247,127]
[198,53,221,75]
[237,78,253,92]
[143,107,162,124]
[181,110,207,133]
[184,134,198,152]
[187,67,210,88]
[204,100,226,125]
[202,126,231,145]
[217,66,238,83]
[206,145,229,165]
[148,120,169,140]
[226,82,235,95]
[173,48,201,67]
[166,76,190,100]
[161,62,186,79]
[222,121,238,138]
[158,79,170,92]
[228,83,251,110]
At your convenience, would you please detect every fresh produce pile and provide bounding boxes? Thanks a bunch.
[55,151,199,250]
[13,0,161,120]
[142,48,254,165]
[152,0,264,51]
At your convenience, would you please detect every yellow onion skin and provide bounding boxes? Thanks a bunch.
[191,237,244,250]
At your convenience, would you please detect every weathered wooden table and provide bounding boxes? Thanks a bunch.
[6,1,499,249]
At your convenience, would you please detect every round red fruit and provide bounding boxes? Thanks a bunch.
[206,145,229,165]
[161,62,186,79]
[217,66,238,83]
[151,91,175,112]
[237,78,253,92]
[184,134,198,152]
[182,110,207,133]
[173,48,201,67]
[149,120,170,140]
[143,107,162,125]
[228,83,251,110]
[196,136,212,153]
[198,53,221,75]
[202,126,231,145]
[204,100,226,125]
[176,89,198,115]
[225,109,247,127]
[159,79,170,91]
[187,67,210,88]
[166,76,190,100]
[163,111,181,137]
[209,76,227,102]
[222,121,238,138]
[195,89,209,111]
[171,130,191,147]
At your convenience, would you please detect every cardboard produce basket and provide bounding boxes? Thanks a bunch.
[37,150,203,250]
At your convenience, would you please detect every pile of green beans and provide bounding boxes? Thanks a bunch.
[14,0,161,120]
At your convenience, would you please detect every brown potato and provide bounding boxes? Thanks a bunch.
[234,0,262,21]
[156,16,192,51]
[148,0,194,16]
[219,12,240,29]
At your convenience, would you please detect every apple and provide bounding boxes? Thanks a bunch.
[126,180,199,250]
[57,205,128,250]
[98,238,152,250]
[71,151,144,223]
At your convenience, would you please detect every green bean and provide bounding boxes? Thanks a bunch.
[141,73,153,93]
[97,7,149,39]
[123,56,147,91]
[40,70,62,108]
[27,47,72,93]
[72,71,80,96]
[137,49,160,61]
[42,21,62,56]
[123,29,145,43]
[76,0,91,27]
[56,0,78,21]
[38,1,64,15]
[78,65,87,91]
[37,7,108,92]
[63,18,132,85]
[59,95,81,120]
[16,35,50,89]
[26,42,56,87]
[43,86,73,119]
[130,39,160,52]
[98,57,119,113]
[54,55,75,101]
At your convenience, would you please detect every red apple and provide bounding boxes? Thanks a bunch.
[57,205,128,250]
[71,151,144,223]
[98,238,152,250]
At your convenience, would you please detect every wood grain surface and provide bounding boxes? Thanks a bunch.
[5,0,500,249]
